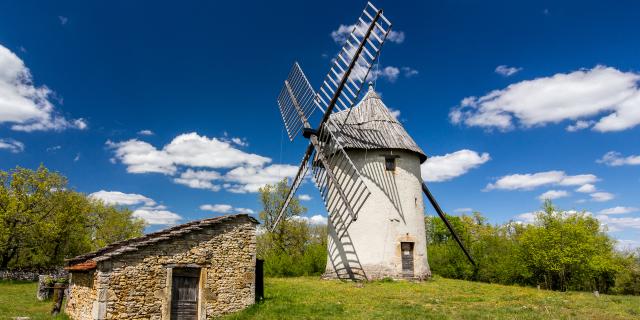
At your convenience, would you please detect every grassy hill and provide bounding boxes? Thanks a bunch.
[226,276,640,320]
[2,277,639,319]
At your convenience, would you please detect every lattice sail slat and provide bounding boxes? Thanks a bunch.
[314,2,392,115]
[277,62,318,141]
[311,120,371,237]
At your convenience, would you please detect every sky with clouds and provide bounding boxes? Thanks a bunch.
[0,1,638,249]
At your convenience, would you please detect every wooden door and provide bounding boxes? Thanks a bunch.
[171,268,200,320]
[401,242,414,278]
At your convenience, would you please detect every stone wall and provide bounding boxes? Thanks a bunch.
[0,268,67,281]
[66,271,98,320]
[66,217,256,319]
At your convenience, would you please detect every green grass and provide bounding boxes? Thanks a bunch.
[226,276,640,320]
[2,277,638,319]
[0,280,68,320]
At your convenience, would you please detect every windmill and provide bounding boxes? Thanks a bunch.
[273,2,475,281]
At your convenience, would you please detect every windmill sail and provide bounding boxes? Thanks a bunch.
[271,1,391,234]
[270,145,313,230]
[277,63,318,141]
[315,1,391,115]
[273,64,371,232]
[311,121,371,237]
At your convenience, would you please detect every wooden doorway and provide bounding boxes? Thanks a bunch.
[401,242,414,278]
[171,268,200,320]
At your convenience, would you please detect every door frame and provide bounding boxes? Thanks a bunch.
[164,264,204,320]
[400,241,415,278]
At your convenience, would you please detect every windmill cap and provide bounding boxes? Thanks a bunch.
[329,89,427,163]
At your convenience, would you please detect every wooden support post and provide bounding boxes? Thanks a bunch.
[51,283,66,316]
[422,182,476,267]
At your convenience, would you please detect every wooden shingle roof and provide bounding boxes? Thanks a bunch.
[330,85,427,163]
[65,214,258,269]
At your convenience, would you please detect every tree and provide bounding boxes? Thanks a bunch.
[519,200,619,291]
[258,179,307,252]
[426,201,629,294]
[88,202,146,249]
[257,179,328,276]
[0,166,145,268]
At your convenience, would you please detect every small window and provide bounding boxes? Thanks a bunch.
[385,156,396,171]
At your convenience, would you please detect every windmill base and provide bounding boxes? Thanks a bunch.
[321,265,431,282]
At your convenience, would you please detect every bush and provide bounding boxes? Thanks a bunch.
[426,201,634,294]
[612,250,640,295]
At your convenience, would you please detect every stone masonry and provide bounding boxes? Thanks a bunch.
[65,214,258,320]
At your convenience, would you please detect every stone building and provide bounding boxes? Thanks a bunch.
[323,85,431,281]
[64,214,258,320]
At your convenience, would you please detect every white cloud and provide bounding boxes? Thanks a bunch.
[495,65,522,77]
[576,184,596,193]
[598,206,639,215]
[73,153,80,162]
[367,66,418,83]
[486,170,598,191]
[538,190,569,201]
[388,108,401,120]
[46,145,61,152]
[224,164,299,193]
[450,66,640,132]
[597,151,640,166]
[590,192,614,202]
[566,120,594,132]
[235,208,255,214]
[90,190,180,225]
[596,214,640,231]
[454,208,473,214]
[616,239,640,251]
[200,204,255,215]
[107,139,176,174]
[221,132,249,147]
[200,204,233,213]
[0,45,86,132]
[137,129,154,136]
[0,138,24,153]
[402,67,419,78]
[330,24,357,43]
[293,214,328,225]
[108,133,298,193]
[421,149,490,182]
[371,66,400,82]
[517,209,593,224]
[58,16,68,25]
[298,194,312,201]
[330,24,404,44]
[516,211,539,224]
[386,30,405,44]
[173,169,222,191]
[107,132,270,175]
[231,137,248,147]
[132,208,181,225]
[558,174,599,186]
[89,190,156,206]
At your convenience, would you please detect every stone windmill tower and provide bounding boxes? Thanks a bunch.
[272,2,475,281]
[323,84,430,280]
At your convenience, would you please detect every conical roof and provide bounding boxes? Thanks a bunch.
[330,85,427,163]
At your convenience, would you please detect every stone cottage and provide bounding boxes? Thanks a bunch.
[64,214,258,320]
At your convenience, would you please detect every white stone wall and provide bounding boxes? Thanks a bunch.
[324,149,430,280]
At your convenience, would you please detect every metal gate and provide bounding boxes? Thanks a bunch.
[171,268,200,320]
[401,242,414,278]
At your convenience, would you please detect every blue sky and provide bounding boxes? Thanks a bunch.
[0,1,638,248]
